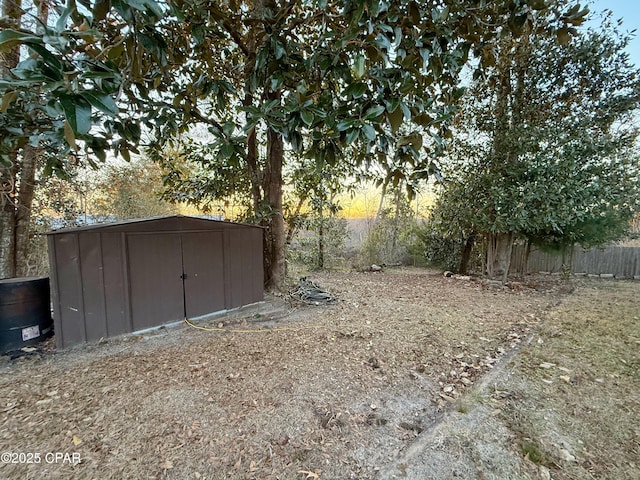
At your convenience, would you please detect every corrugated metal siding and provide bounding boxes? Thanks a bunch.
[249,228,264,303]
[101,232,128,337]
[182,232,226,318]
[47,216,264,348]
[225,228,263,309]
[228,229,247,309]
[127,233,185,331]
[79,232,108,343]
[52,234,86,347]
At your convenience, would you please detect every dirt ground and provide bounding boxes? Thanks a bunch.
[0,268,637,480]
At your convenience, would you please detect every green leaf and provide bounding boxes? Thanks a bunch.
[81,91,118,116]
[255,46,268,72]
[222,121,235,136]
[6,126,23,135]
[125,0,164,18]
[374,33,391,51]
[344,82,367,99]
[191,24,206,45]
[346,128,359,144]
[112,0,133,20]
[0,30,43,50]
[353,54,366,79]
[361,124,376,141]
[80,70,121,81]
[93,146,107,163]
[42,33,69,50]
[364,105,385,121]
[385,98,400,113]
[55,0,76,34]
[300,110,314,126]
[387,107,404,132]
[124,121,141,142]
[120,147,131,162]
[336,119,355,131]
[26,43,63,72]
[273,38,286,60]
[220,142,234,158]
[290,131,303,152]
[399,101,411,120]
[60,95,92,135]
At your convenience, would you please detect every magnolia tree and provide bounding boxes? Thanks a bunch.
[0,0,161,278]
[1,0,587,286]
[432,9,640,279]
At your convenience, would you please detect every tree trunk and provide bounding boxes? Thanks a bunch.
[262,128,286,290]
[285,195,306,247]
[317,199,324,270]
[0,0,21,279]
[15,146,38,276]
[375,180,388,221]
[486,232,514,282]
[0,148,18,280]
[390,186,401,262]
[0,0,45,279]
[492,39,512,162]
[482,35,531,284]
[244,118,261,214]
[522,241,531,276]
[561,244,574,277]
[1,0,21,73]
[0,206,16,279]
[458,232,476,274]
[0,152,17,279]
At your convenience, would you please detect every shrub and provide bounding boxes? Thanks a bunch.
[412,223,463,272]
[289,217,349,271]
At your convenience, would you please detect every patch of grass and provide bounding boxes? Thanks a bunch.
[500,279,640,479]
[521,440,555,467]
[457,391,486,414]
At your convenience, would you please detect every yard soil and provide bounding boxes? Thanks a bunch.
[0,269,637,480]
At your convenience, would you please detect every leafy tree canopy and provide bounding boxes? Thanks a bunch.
[434,8,640,260]
[1,0,591,285]
[1,0,588,178]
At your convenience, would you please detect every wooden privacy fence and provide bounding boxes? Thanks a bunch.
[510,245,640,278]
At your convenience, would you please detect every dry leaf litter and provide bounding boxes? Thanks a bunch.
[0,269,570,479]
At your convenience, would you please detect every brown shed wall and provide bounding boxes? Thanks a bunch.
[47,216,264,349]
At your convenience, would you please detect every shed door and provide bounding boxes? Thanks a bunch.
[182,232,225,318]
[128,234,184,331]
[127,232,226,330]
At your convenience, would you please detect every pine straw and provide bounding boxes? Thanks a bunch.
[0,268,568,480]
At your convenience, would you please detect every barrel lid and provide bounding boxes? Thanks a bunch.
[0,276,49,284]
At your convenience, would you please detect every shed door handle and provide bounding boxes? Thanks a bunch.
[180,273,187,280]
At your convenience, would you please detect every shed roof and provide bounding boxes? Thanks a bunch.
[46,215,264,235]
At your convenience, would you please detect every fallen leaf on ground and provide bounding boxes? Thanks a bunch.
[298,469,320,479]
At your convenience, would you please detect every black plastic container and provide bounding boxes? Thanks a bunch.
[0,277,53,353]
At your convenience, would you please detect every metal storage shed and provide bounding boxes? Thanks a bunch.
[47,215,264,348]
